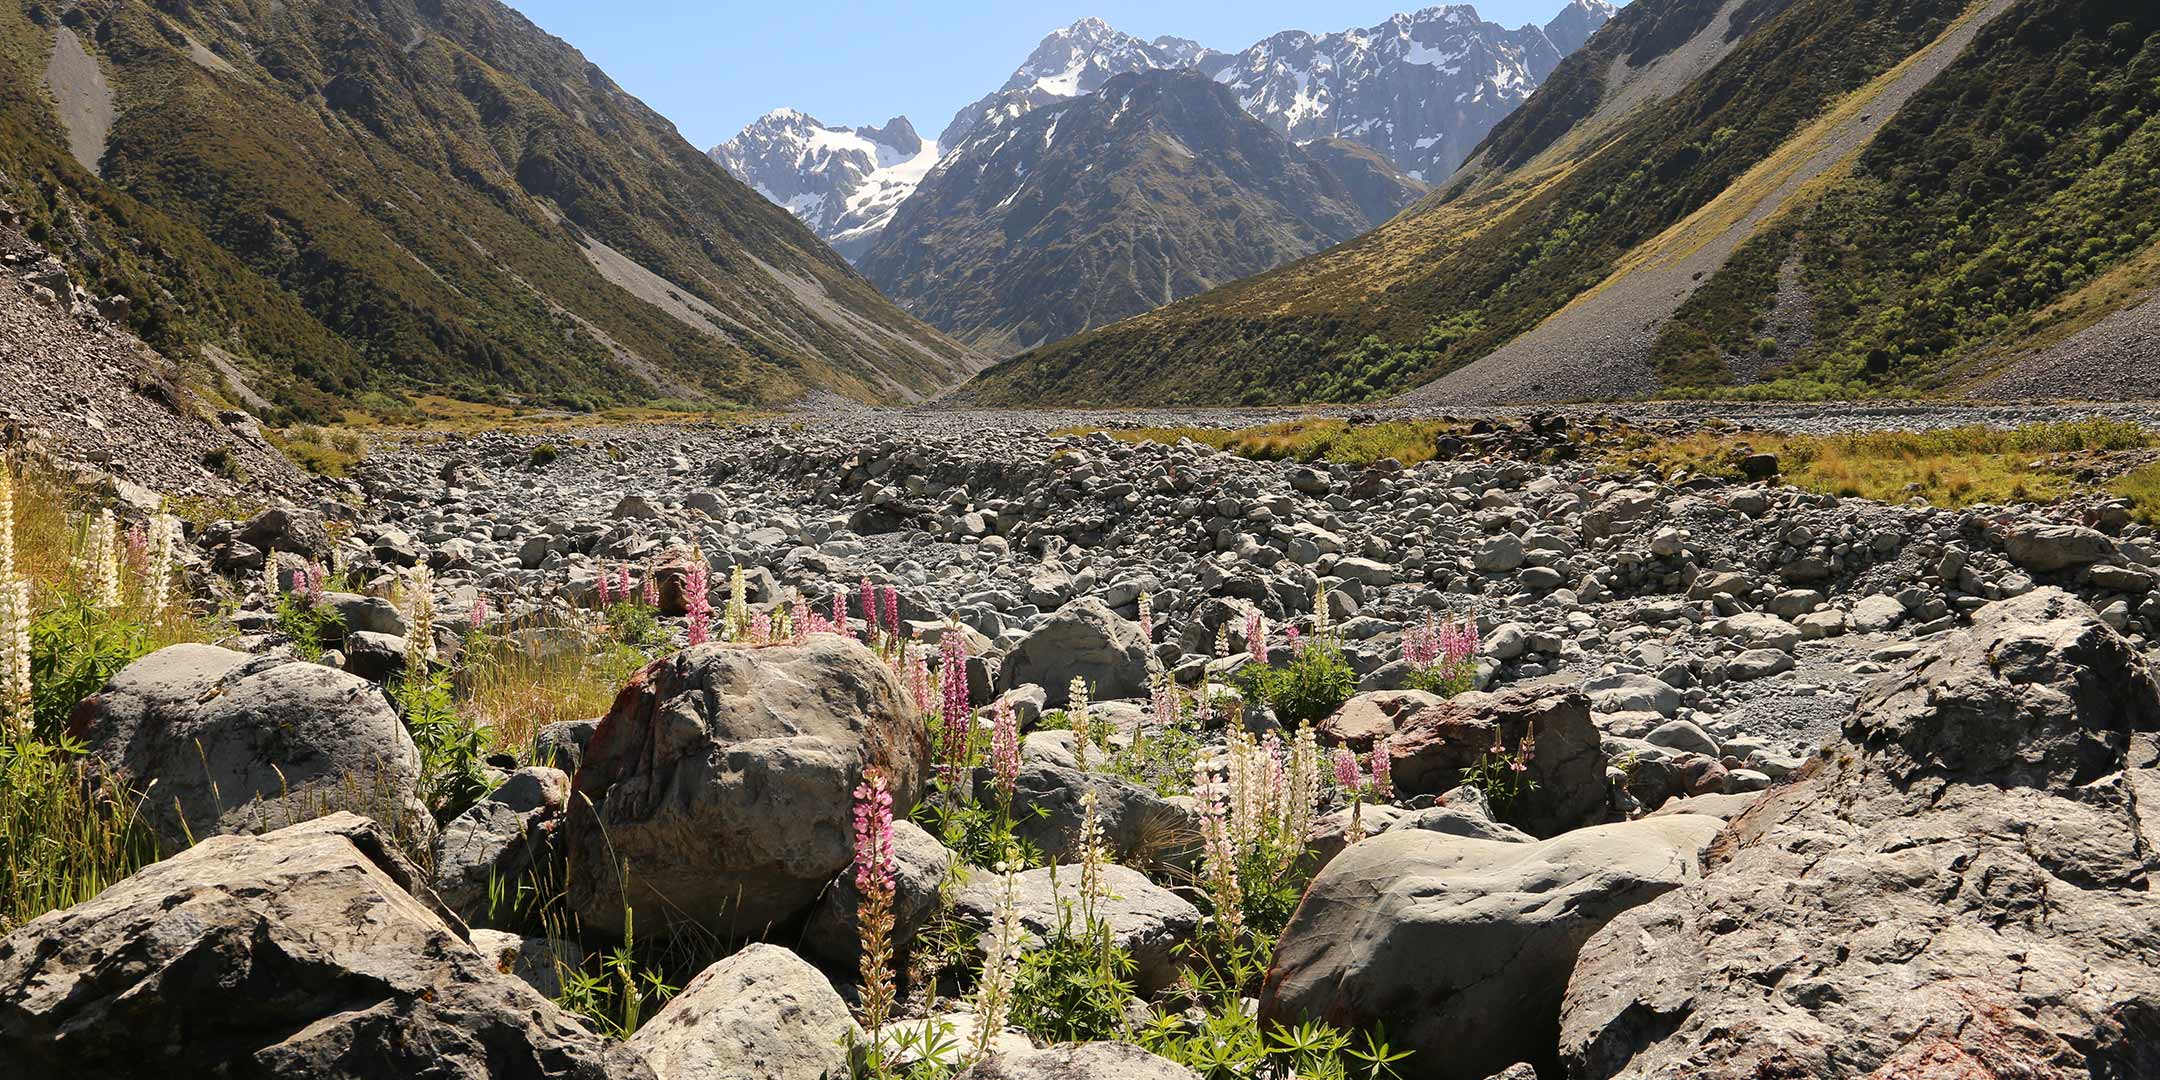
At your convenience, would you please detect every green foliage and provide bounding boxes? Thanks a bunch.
[1106,721,1206,799]
[0,734,161,933]
[603,602,669,652]
[1401,662,1477,698]
[395,667,492,822]
[915,782,1045,872]
[1008,920,1139,1045]
[1243,640,1356,727]
[552,909,683,1040]
[1457,749,1538,820]
[274,596,344,663]
[28,594,152,739]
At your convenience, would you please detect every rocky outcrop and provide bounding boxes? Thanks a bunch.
[956,1040,1199,1080]
[996,597,1152,706]
[565,638,929,936]
[432,766,569,925]
[954,863,1202,995]
[0,814,646,1079]
[1385,688,1609,837]
[1560,588,2160,1079]
[625,944,857,1080]
[1261,814,1725,1080]
[67,643,427,851]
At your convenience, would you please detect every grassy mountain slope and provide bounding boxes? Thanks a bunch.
[967,0,2154,406]
[859,70,1399,356]
[0,0,978,421]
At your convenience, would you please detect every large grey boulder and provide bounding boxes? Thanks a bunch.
[2003,522,2116,573]
[1561,588,2160,1079]
[626,944,857,1080]
[955,863,1202,995]
[999,761,1200,871]
[565,638,929,936]
[0,814,645,1079]
[799,819,955,976]
[957,1042,1198,1080]
[67,643,428,851]
[432,766,569,924]
[996,598,1151,706]
[1259,815,1725,1080]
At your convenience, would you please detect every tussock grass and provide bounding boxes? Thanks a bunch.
[1069,419,1468,467]
[1622,418,2156,507]
[459,627,651,759]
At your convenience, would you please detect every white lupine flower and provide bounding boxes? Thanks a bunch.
[969,861,1025,1064]
[146,514,181,614]
[85,509,122,608]
[403,564,438,665]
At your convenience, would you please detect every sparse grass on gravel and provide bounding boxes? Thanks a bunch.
[1620,418,2157,508]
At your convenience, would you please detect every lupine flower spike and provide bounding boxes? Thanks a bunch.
[990,700,1020,804]
[851,771,898,1042]
[0,466,28,728]
[1068,676,1092,771]
[684,554,712,646]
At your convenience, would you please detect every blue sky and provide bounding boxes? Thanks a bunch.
[503,1,1605,150]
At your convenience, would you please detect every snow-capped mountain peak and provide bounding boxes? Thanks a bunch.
[714,2,1613,260]
[710,111,939,261]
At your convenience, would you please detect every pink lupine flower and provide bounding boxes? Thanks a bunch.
[1443,613,1481,667]
[832,589,849,639]
[1286,624,1303,654]
[616,565,633,605]
[684,561,712,646]
[751,611,772,644]
[852,770,895,894]
[990,700,1020,802]
[1404,615,1441,669]
[642,565,660,609]
[1334,744,1361,791]
[906,638,933,712]
[126,522,148,572]
[861,578,878,638]
[1370,737,1393,801]
[596,564,614,608]
[880,585,899,641]
[1152,674,1178,731]
[1138,591,1154,644]
[1244,607,1266,667]
[304,563,327,605]
[470,594,489,630]
[939,632,971,779]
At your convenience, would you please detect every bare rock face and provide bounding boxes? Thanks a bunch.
[1260,815,1725,1080]
[956,1041,1199,1080]
[0,813,646,1079]
[68,643,429,851]
[1560,588,2160,1079]
[565,638,929,936]
[1386,688,1609,837]
[996,597,1153,706]
[625,944,857,1080]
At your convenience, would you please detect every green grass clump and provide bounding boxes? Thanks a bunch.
[1074,419,1468,468]
[1620,419,2158,509]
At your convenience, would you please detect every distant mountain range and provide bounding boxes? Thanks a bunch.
[715,3,1615,262]
[963,0,2160,406]
[0,0,981,420]
[853,70,1422,354]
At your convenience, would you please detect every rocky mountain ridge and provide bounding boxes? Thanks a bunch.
[717,3,1611,259]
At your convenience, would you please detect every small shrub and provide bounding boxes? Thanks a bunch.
[529,443,560,468]
[1243,640,1356,727]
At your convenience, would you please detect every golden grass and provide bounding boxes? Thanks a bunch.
[1065,418,1473,467]
[458,629,650,759]
[340,394,766,436]
[1621,419,2156,508]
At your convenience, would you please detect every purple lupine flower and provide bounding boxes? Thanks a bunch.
[1286,625,1303,655]
[990,700,1020,802]
[1370,737,1393,801]
[1404,615,1441,669]
[1245,607,1266,667]
[305,563,327,605]
[861,578,878,639]
[596,564,614,608]
[751,611,772,644]
[684,561,712,646]
[881,586,900,641]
